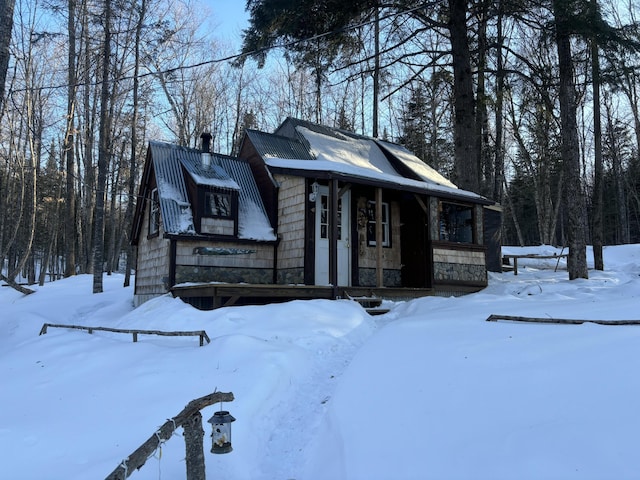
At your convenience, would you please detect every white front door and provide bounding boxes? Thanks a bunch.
[315,186,351,286]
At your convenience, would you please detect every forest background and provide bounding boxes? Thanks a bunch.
[0,0,639,292]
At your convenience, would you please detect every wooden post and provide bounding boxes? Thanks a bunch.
[329,178,339,295]
[184,411,206,480]
[375,187,383,287]
[105,391,233,480]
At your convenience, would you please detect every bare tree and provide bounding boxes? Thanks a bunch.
[92,0,112,293]
[0,0,15,109]
[63,0,77,277]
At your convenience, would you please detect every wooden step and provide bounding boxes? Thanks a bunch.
[345,292,389,315]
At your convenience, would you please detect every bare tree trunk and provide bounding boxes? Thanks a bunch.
[493,0,505,202]
[0,0,15,109]
[553,0,588,279]
[474,0,489,194]
[93,0,112,294]
[504,179,525,247]
[448,0,479,193]
[604,100,630,244]
[82,0,96,273]
[372,3,379,138]
[39,168,63,286]
[64,0,77,277]
[590,2,604,269]
[124,0,147,288]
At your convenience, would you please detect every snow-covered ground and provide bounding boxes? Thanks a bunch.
[1,245,639,480]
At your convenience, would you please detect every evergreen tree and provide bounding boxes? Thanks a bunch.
[398,86,429,163]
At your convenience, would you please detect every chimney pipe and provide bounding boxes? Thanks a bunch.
[200,132,212,169]
[200,132,212,153]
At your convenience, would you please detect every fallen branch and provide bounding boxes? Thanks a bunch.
[105,391,234,480]
[39,323,210,346]
[486,314,640,326]
[0,273,35,295]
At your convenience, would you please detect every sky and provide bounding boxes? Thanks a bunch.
[2,244,640,479]
[207,0,250,47]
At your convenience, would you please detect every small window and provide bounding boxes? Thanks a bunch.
[439,202,473,243]
[204,191,232,218]
[149,188,160,236]
[367,200,390,247]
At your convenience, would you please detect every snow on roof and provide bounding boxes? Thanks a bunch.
[218,155,276,242]
[149,141,275,239]
[264,157,486,201]
[150,143,196,234]
[179,153,240,190]
[375,140,458,189]
[299,126,398,175]
[246,129,314,160]
[265,126,486,202]
[239,199,277,241]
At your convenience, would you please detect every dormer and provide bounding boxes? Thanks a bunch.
[181,133,241,237]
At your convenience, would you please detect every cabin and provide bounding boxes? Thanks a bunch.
[131,118,497,309]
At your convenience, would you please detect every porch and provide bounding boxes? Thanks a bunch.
[170,283,440,311]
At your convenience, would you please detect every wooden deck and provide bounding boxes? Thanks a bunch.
[170,283,436,310]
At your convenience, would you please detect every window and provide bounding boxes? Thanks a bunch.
[367,200,390,247]
[149,188,160,236]
[319,193,344,240]
[204,191,232,218]
[439,202,473,243]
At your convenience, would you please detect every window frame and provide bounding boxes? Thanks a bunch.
[203,190,233,219]
[366,200,390,247]
[318,192,345,240]
[438,201,474,244]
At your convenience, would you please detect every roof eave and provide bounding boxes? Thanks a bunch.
[265,165,493,205]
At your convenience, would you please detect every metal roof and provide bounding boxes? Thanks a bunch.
[149,141,196,235]
[245,129,314,160]
[147,141,274,239]
[267,118,492,205]
[216,154,276,240]
[179,151,240,191]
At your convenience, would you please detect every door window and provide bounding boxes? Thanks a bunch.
[319,194,343,240]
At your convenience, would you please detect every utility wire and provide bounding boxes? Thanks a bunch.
[7,3,430,96]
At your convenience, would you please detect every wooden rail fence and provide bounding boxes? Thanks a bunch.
[502,253,568,275]
[486,314,640,325]
[39,323,211,346]
[105,391,234,480]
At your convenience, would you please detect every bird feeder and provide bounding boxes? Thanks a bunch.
[207,410,235,454]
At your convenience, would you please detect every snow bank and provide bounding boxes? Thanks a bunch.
[1,245,639,480]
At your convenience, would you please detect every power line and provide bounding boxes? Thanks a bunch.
[7,3,430,96]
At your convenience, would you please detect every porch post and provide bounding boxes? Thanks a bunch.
[330,178,339,295]
[376,187,383,287]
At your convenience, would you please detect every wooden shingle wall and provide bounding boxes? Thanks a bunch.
[274,175,306,280]
[201,218,234,236]
[355,196,402,269]
[134,200,171,306]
